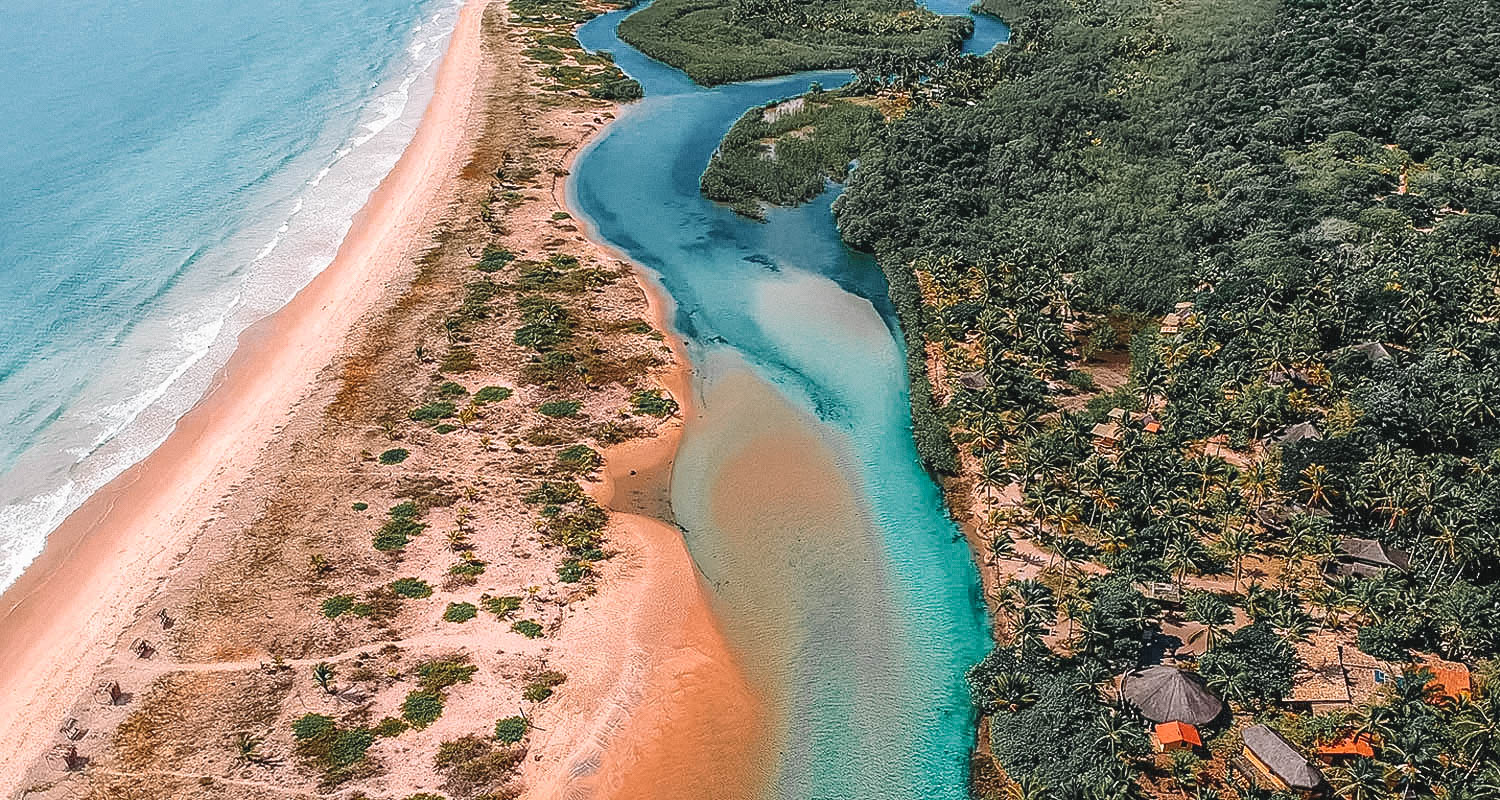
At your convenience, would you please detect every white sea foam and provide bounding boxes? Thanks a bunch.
[0,0,466,593]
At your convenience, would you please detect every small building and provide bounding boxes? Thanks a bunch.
[1155,721,1202,752]
[1288,637,1397,713]
[1091,422,1121,451]
[956,370,991,392]
[1121,666,1224,726]
[1237,724,1325,793]
[1329,537,1411,578]
[1315,733,1376,763]
[1275,421,1323,445]
[1136,581,1183,606]
[1348,342,1394,365]
[1419,656,1472,702]
[1161,313,1183,336]
[1108,407,1127,423]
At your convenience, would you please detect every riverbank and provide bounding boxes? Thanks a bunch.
[0,0,718,795]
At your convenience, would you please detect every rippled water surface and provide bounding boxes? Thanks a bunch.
[571,7,1008,797]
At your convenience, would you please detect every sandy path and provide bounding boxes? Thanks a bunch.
[0,0,489,789]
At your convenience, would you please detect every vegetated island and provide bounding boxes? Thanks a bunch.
[680,0,1500,798]
[617,0,973,85]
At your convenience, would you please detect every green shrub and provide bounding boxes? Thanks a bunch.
[556,444,602,473]
[443,602,478,623]
[511,619,544,638]
[437,381,469,398]
[441,346,477,373]
[374,503,427,551]
[473,385,513,404]
[481,594,523,618]
[352,502,368,511]
[418,658,479,693]
[327,727,375,768]
[435,423,459,434]
[374,716,410,737]
[494,715,529,743]
[410,401,457,422]
[390,577,434,599]
[449,555,487,577]
[557,558,590,583]
[476,245,515,273]
[322,595,356,618]
[538,399,582,418]
[378,448,410,464]
[629,389,678,417]
[402,690,445,728]
[292,713,336,741]
[523,684,554,702]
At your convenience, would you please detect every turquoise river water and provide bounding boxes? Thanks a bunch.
[571,5,1008,798]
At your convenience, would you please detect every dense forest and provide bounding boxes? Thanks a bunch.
[822,0,1500,798]
[616,0,971,84]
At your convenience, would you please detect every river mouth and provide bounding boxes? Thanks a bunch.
[568,8,1007,798]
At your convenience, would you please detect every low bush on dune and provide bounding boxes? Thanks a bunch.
[442,602,478,623]
[402,690,445,728]
[378,448,410,464]
[511,619,544,639]
[290,712,376,781]
[390,577,433,599]
[481,594,523,618]
[629,389,678,417]
[537,399,582,418]
[555,443,602,473]
[494,715,529,743]
[474,385,513,404]
[409,401,457,422]
[374,502,427,551]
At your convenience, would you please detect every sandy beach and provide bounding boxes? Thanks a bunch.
[0,0,753,795]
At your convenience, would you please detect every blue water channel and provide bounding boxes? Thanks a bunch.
[570,6,1009,798]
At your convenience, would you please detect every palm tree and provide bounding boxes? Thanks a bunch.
[987,672,1040,713]
[1006,774,1054,800]
[312,662,337,694]
[1333,758,1390,800]
[1300,463,1338,509]
[1219,526,1256,591]
[1184,591,1235,650]
[1168,751,1202,798]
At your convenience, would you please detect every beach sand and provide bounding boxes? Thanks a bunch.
[0,0,754,796]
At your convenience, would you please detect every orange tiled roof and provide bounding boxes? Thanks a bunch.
[1422,658,1471,699]
[1317,733,1375,758]
[1155,721,1202,747]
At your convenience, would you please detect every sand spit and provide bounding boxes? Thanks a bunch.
[0,0,745,797]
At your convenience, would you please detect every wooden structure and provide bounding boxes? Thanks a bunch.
[157,608,174,629]
[96,680,123,705]
[129,637,154,659]
[1155,721,1202,752]
[1274,421,1323,445]
[1237,724,1324,793]
[1091,422,1121,452]
[59,718,87,741]
[1288,637,1397,713]
[47,744,85,772]
[1329,537,1411,578]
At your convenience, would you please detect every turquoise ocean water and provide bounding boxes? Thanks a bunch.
[571,6,1008,798]
[0,0,458,588]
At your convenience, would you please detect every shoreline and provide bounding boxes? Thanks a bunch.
[522,81,774,799]
[0,0,491,786]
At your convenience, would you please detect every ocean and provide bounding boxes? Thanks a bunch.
[0,0,459,589]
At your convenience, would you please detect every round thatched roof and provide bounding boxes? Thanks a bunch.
[1121,666,1222,725]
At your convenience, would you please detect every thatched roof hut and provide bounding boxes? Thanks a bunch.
[1120,666,1223,725]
